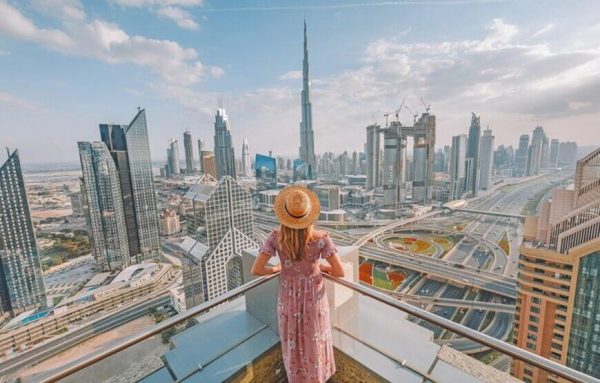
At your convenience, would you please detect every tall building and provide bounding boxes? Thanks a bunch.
[241,139,252,177]
[449,135,467,200]
[168,138,180,175]
[213,107,236,179]
[183,176,256,308]
[95,109,160,264]
[255,154,277,190]
[197,139,204,173]
[351,150,358,174]
[298,21,316,178]
[513,148,600,382]
[526,126,547,176]
[201,151,217,179]
[0,150,46,316]
[549,139,560,168]
[558,141,578,166]
[515,134,530,177]
[183,131,195,173]
[465,113,481,196]
[478,128,494,190]
[78,142,131,271]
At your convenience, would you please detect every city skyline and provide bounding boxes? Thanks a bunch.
[1,1,599,164]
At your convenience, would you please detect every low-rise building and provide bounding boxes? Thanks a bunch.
[159,208,181,236]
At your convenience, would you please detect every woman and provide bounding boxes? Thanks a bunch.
[251,185,345,383]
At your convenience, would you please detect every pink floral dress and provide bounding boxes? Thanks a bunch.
[259,230,337,383]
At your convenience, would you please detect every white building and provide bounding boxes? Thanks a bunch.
[478,128,494,190]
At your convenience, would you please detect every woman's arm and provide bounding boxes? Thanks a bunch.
[251,253,281,276]
[324,253,345,278]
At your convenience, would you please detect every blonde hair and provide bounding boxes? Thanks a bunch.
[278,224,312,262]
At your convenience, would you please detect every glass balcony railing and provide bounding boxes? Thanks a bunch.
[12,250,599,383]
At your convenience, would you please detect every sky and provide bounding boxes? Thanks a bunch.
[0,0,599,164]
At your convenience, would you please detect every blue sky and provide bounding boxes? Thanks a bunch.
[1,0,599,164]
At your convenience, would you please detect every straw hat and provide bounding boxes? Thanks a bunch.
[273,185,320,229]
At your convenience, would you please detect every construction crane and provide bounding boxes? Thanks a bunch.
[419,97,431,113]
[394,98,405,122]
[404,104,418,124]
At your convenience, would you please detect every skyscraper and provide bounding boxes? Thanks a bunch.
[94,109,160,264]
[478,128,494,190]
[78,142,131,271]
[298,20,316,178]
[0,150,46,316]
[526,126,547,176]
[183,130,195,173]
[183,176,256,307]
[515,134,530,177]
[449,135,467,200]
[213,107,236,179]
[197,139,204,173]
[513,148,600,381]
[549,138,560,168]
[365,124,381,189]
[241,138,251,177]
[558,141,578,167]
[465,113,481,196]
[168,138,180,175]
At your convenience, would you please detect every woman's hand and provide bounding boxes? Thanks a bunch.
[319,263,333,274]
[271,263,282,274]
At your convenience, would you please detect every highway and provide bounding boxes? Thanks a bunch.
[0,294,171,377]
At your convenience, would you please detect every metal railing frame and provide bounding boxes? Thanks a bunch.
[37,272,598,383]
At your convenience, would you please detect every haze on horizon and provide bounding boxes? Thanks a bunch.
[0,0,599,164]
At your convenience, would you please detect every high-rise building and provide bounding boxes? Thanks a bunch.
[201,151,217,179]
[197,139,204,173]
[255,154,277,190]
[213,107,236,179]
[168,138,180,175]
[526,126,546,176]
[241,139,252,177]
[549,139,560,168]
[298,21,316,178]
[478,128,494,190]
[78,142,131,271]
[0,150,46,316]
[183,176,256,308]
[515,134,530,177]
[449,135,467,200]
[465,113,481,196]
[159,209,181,236]
[183,131,195,173]
[96,109,160,263]
[558,141,578,167]
[513,148,600,381]
[351,150,358,175]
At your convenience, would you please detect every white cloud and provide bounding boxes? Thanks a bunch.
[0,49,9,56]
[30,0,86,22]
[111,0,203,6]
[156,6,199,30]
[0,91,36,110]
[278,70,302,81]
[568,101,591,111]
[532,23,555,38]
[0,1,221,87]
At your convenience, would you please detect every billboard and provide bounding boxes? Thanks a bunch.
[255,154,277,190]
[293,159,312,181]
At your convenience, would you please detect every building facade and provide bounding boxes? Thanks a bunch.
[465,113,481,196]
[183,131,195,173]
[478,128,494,190]
[0,150,46,316]
[298,21,317,179]
[168,138,180,175]
[78,142,131,271]
[159,209,181,236]
[213,108,236,179]
[513,148,600,382]
[449,135,467,200]
[241,139,252,177]
[85,109,160,266]
[183,176,256,307]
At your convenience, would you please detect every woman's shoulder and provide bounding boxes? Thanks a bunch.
[311,230,329,241]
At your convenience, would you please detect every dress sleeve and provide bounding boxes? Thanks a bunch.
[259,231,278,257]
[320,234,337,259]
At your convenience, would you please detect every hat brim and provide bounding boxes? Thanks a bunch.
[273,185,321,229]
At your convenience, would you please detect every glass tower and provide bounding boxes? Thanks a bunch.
[214,107,236,179]
[0,150,46,315]
[78,142,131,271]
[183,131,195,173]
